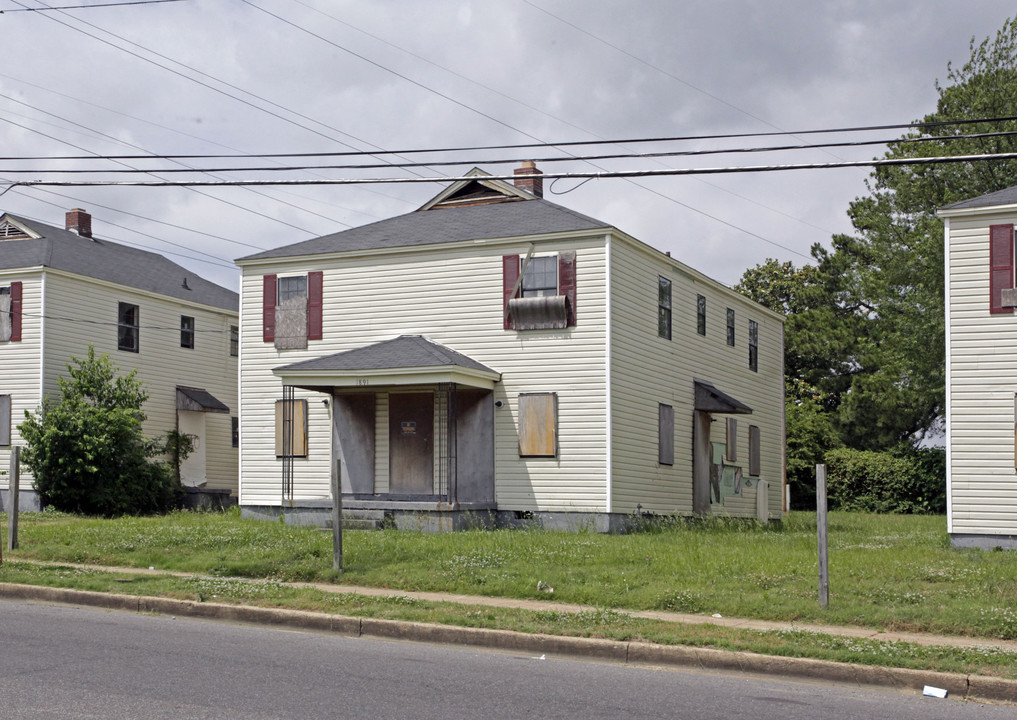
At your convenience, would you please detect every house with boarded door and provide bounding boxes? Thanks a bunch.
[0,209,239,509]
[940,185,1017,548]
[235,163,785,531]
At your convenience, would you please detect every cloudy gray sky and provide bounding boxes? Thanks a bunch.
[1,0,1014,291]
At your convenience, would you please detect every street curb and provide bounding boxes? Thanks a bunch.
[2,582,1014,705]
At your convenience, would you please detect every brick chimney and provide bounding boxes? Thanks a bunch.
[513,160,543,198]
[66,208,92,238]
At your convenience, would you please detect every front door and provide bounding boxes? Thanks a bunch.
[389,392,434,495]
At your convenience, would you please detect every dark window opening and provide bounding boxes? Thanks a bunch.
[658,277,672,339]
[726,308,735,346]
[749,319,759,372]
[658,403,674,465]
[231,416,239,448]
[118,302,139,352]
[229,325,239,357]
[180,316,194,349]
[697,294,706,336]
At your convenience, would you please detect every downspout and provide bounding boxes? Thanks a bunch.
[943,218,952,534]
[604,235,613,514]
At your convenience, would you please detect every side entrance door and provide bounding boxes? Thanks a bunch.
[389,392,434,495]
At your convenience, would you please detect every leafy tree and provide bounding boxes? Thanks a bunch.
[736,18,1017,509]
[19,346,183,516]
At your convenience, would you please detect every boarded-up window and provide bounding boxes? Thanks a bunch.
[275,398,308,458]
[697,294,706,335]
[990,224,1015,315]
[658,277,671,339]
[0,394,10,446]
[726,417,737,462]
[749,425,761,476]
[518,393,557,457]
[659,403,674,465]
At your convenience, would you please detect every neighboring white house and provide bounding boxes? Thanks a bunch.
[940,185,1017,548]
[235,164,785,530]
[0,209,239,509]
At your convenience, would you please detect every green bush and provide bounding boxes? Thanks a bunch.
[19,346,184,516]
[824,446,945,514]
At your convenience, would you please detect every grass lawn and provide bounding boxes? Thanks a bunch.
[4,508,1017,638]
[3,509,1017,678]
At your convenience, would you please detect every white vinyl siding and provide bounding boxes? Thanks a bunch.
[239,237,609,512]
[946,210,1017,535]
[608,240,785,519]
[40,271,238,492]
[0,271,43,489]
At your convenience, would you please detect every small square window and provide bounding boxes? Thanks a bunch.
[518,392,557,457]
[658,277,672,339]
[275,398,308,458]
[118,302,139,352]
[697,294,706,336]
[229,325,239,357]
[726,308,735,346]
[749,319,759,372]
[180,316,194,349]
[521,256,558,297]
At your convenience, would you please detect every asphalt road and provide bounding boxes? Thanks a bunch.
[0,599,1012,720]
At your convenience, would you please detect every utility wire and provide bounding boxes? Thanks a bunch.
[8,130,1017,175]
[7,116,1014,162]
[0,0,182,11]
[9,151,1017,188]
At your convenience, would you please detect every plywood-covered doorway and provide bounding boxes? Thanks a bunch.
[389,392,434,495]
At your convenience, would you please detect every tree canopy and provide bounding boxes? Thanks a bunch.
[737,17,1017,505]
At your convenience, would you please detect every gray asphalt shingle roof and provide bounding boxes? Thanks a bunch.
[941,185,1017,211]
[237,198,610,262]
[0,214,238,311]
[275,335,498,374]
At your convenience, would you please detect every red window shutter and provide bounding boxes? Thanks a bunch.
[263,274,277,341]
[307,270,323,340]
[9,280,22,341]
[558,251,577,326]
[503,255,520,329]
[990,224,1015,315]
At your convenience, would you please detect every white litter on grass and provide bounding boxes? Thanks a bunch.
[922,686,948,699]
[149,566,154,570]
[712,613,723,618]
[531,654,546,660]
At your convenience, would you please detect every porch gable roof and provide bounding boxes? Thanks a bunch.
[273,335,501,390]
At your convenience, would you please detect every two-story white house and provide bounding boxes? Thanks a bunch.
[0,209,239,509]
[940,185,1017,548]
[236,164,785,530]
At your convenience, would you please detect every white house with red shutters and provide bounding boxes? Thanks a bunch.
[235,164,785,530]
[0,209,239,510]
[940,185,1017,548]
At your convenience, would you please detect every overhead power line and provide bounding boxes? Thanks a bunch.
[5,116,1016,163]
[6,130,1017,175]
[0,0,183,11]
[6,151,1017,189]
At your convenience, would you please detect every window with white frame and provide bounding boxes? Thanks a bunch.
[658,277,672,339]
[180,315,195,349]
[521,256,558,297]
[118,302,139,352]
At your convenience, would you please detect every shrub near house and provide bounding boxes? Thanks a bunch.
[19,346,183,516]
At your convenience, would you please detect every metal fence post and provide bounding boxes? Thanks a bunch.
[7,446,20,552]
[816,463,828,608]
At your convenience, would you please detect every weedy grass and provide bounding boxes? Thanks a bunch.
[3,509,1017,641]
[1,558,1016,679]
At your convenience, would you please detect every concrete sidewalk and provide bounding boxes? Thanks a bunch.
[3,560,1016,705]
